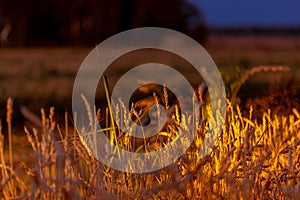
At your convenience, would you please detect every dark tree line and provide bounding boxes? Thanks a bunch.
[0,0,207,46]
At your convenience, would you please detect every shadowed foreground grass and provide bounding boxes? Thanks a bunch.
[0,96,299,199]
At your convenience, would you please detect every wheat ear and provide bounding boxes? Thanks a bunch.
[230,65,290,103]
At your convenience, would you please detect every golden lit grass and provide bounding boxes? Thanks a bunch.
[0,43,299,199]
[0,95,299,199]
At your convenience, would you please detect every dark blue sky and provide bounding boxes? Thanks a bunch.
[189,0,300,27]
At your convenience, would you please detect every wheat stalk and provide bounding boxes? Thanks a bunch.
[230,65,290,103]
[6,98,13,171]
[0,82,299,199]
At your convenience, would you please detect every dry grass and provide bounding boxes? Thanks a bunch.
[0,93,299,199]
[230,65,290,103]
[0,37,300,199]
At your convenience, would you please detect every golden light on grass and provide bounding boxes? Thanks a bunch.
[0,95,299,199]
[6,98,13,171]
[0,63,299,199]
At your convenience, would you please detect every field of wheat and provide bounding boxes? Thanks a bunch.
[1,82,300,199]
[0,36,300,199]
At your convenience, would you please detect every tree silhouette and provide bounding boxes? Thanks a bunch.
[0,0,207,45]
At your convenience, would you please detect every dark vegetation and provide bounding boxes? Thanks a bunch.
[0,0,207,46]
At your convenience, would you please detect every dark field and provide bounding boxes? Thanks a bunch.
[0,35,299,113]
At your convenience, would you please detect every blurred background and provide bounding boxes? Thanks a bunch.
[0,0,207,45]
[0,0,299,123]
